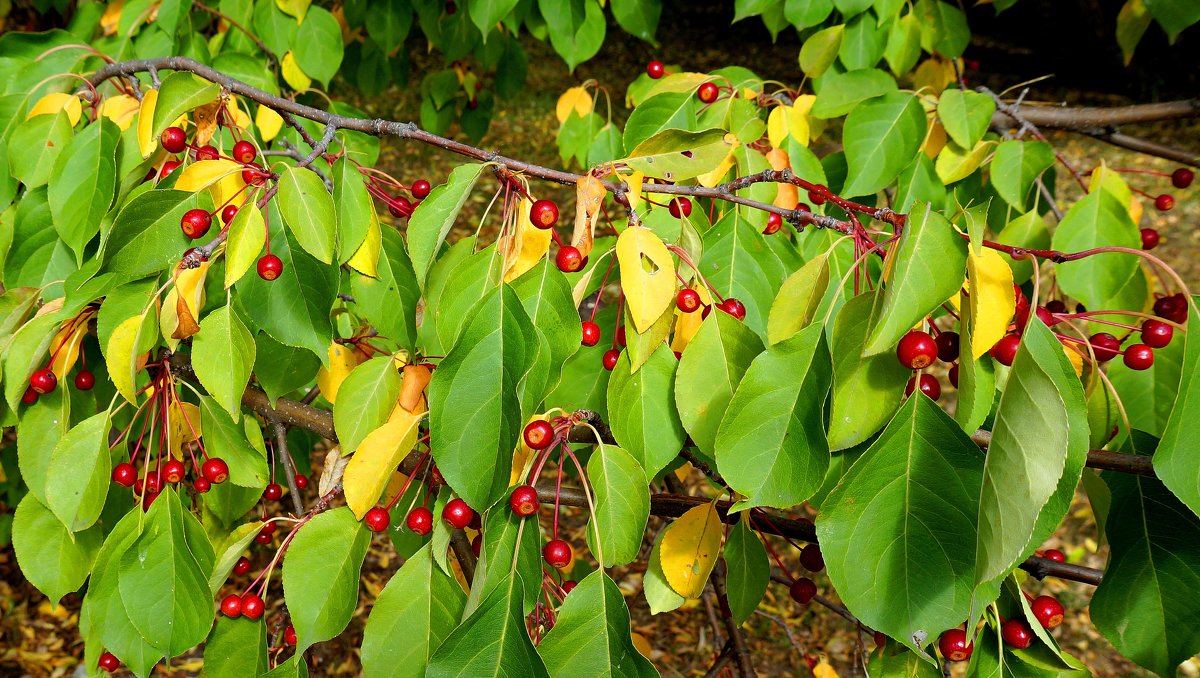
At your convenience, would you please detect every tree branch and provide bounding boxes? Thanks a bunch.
[992,98,1200,130]
[449,529,477,584]
[271,420,305,515]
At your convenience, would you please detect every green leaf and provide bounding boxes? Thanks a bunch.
[994,210,1051,285]
[606,345,687,477]
[512,259,583,388]
[586,444,651,567]
[223,203,266,288]
[426,573,549,677]
[408,162,487,288]
[365,1,413,51]
[954,293,996,434]
[361,545,467,678]
[1153,298,1200,514]
[470,0,520,39]
[334,356,404,454]
[428,284,537,510]
[119,491,216,656]
[937,89,996,149]
[722,520,769,625]
[351,227,421,350]
[914,0,970,57]
[767,252,830,345]
[207,522,262,594]
[12,494,102,603]
[333,156,374,263]
[698,210,786,338]
[610,0,660,42]
[204,616,268,678]
[841,91,926,198]
[199,397,269,488]
[811,68,898,119]
[43,411,111,532]
[1117,0,1153,64]
[819,395,984,659]
[538,571,659,677]
[865,202,967,354]
[8,109,72,188]
[1092,465,1200,676]
[277,165,336,264]
[675,312,764,455]
[990,140,1054,211]
[974,319,1087,586]
[557,110,604,168]
[99,189,210,282]
[1107,327,1184,438]
[716,323,832,510]
[283,507,372,653]
[539,0,606,72]
[1050,190,1140,311]
[293,7,344,85]
[152,72,221,142]
[15,379,70,502]
[624,128,734,182]
[1144,0,1200,41]
[883,11,922,76]
[193,304,255,421]
[869,643,943,677]
[622,91,701,151]
[828,290,912,450]
[799,24,844,78]
[839,12,886,70]
[48,118,119,263]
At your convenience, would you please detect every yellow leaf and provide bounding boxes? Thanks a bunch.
[28,93,82,126]
[48,312,93,381]
[256,105,284,142]
[136,89,159,159]
[631,632,653,660]
[570,174,607,258]
[670,285,711,353]
[913,57,958,95]
[174,159,244,193]
[787,97,813,146]
[968,248,1016,359]
[100,94,141,130]
[108,314,149,404]
[695,147,738,188]
[1128,194,1143,225]
[162,261,211,344]
[226,97,252,129]
[190,100,223,146]
[624,170,645,213]
[100,0,124,35]
[765,148,797,208]
[1063,342,1084,377]
[502,198,552,282]
[209,171,248,214]
[660,503,723,598]
[921,119,947,159]
[166,402,203,457]
[281,51,312,90]
[812,656,840,678]
[275,0,310,21]
[935,139,995,184]
[224,205,265,288]
[344,406,424,519]
[617,228,676,334]
[317,342,365,404]
[348,208,382,277]
[398,364,431,414]
[767,106,788,148]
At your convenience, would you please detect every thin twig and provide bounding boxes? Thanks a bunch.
[272,420,305,515]
[449,529,477,584]
[714,562,756,677]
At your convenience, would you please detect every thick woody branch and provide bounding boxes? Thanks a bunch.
[992,99,1200,131]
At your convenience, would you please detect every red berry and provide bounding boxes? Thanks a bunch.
[1153,294,1189,324]
[581,321,601,346]
[443,498,474,530]
[616,325,627,347]
[989,334,1020,366]
[74,369,95,390]
[284,625,297,646]
[255,524,275,545]
[142,473,161,495]
[263,482,283,501]
[160,126,187,153]
[193,477,211,493]
[896,331,938,369]
[696,82,719,104]
[562,580,578,594]
[948,364,959,388]
[807,190,827,206]
[1042,548,1066,562]
[195,144,219,161]
[906,374,941,399]
[1141,319,1174,348]
[1031,595,1065,629]
[1155,194,1175,211]
[112,462,137,487]
[294,473,309,490]
[181,209,213,239]
[364,506,391,532]
[874,631,887,647]
[676,288,702,313]
[257,254,283,281]
[668,197,692,219]
[233,556,251,576]
[162,459,186,484]
[556,246,584,273]
[242,168,268,185]
[241,592,265,620]
[29,368,57,394]
[220,204,239,225]
[407,506,434,535]
[719,298,746,321]
[159,159,181,181]
[471,533,482,556]
[1001,618,1033,649]
[1035,306,1058,327]
[602,349,620,370]
[1089,332,1122,362]
[1046,299,1068,314]
[523,420,556,450]
[1172,167,1194,189]
[1140,228,1160,250]
[202,457,230,484]
[646,60,665,79]
[232,140,257,164]
[510,485,540,517]
[98,650,120,672]
[935,331,960,362]
[1123,343,1154,370]
[220,594,243,618]
[411,179,432,199]
[21,387,38,405]
[543,539,572,568]
[789,577,817,604]
[389,197,413,219]
[799,544,824,572]
[938,628,973,662]
[763,212,783,235]
[531,199,559,230]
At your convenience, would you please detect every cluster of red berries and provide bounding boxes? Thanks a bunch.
[516,421,574,568]
[895,329,956,400]
[111,455,229,498]
[21,364,95,405]
[1125,166,1193,249]
[379,178,431,219]
[787,543,826,605]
